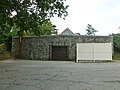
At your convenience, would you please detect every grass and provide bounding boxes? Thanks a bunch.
[0,51,12,60]
[0,44,12,60]
[113,53,120,60]
[0,44,5,54]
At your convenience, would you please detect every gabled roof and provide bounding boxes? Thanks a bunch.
[60,28,75,35]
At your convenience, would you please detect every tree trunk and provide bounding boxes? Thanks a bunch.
[18,35,23,59]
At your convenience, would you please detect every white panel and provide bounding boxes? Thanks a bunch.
[77,43,93,53]
[77,43,94,61]
[76,43,112,62]
[94,43,112,53]
[77,53,93,60]
[94,53,112,60]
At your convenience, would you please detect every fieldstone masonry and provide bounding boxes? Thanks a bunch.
[12,35,113,61]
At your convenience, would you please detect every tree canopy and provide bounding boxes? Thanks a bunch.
[0,0,68,43]
[86,24,98,36]
[111,34,120,53]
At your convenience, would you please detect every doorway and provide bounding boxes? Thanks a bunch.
[52,46,68,61]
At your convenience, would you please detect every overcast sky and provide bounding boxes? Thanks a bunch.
[51,0,120,35]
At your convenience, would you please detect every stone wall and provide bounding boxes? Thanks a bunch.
[12,35,113,61]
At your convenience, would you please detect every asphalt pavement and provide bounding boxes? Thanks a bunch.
[0,60,120,90]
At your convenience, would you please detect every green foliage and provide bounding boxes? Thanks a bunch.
[40,21,54,35]
[0,22,12,44]
[33,21,58,35]
[86,24,98,36]
[112,34,120,53]
[0,44,5,54]
[0,0,68,44]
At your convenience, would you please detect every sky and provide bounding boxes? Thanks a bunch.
[51,0,120,35]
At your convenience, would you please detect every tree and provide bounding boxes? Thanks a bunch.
[86,24,98,36]
[0,0,68,41]
[25,21,58,36]
[39,21,58,35]
[111,34,120,53]
[0,0,68,58]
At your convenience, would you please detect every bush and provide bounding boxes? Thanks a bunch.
[113,53,120,60]
[0,44,5,54]
[111,34,120,53]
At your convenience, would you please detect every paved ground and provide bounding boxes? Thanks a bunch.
[0,60,120,90]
